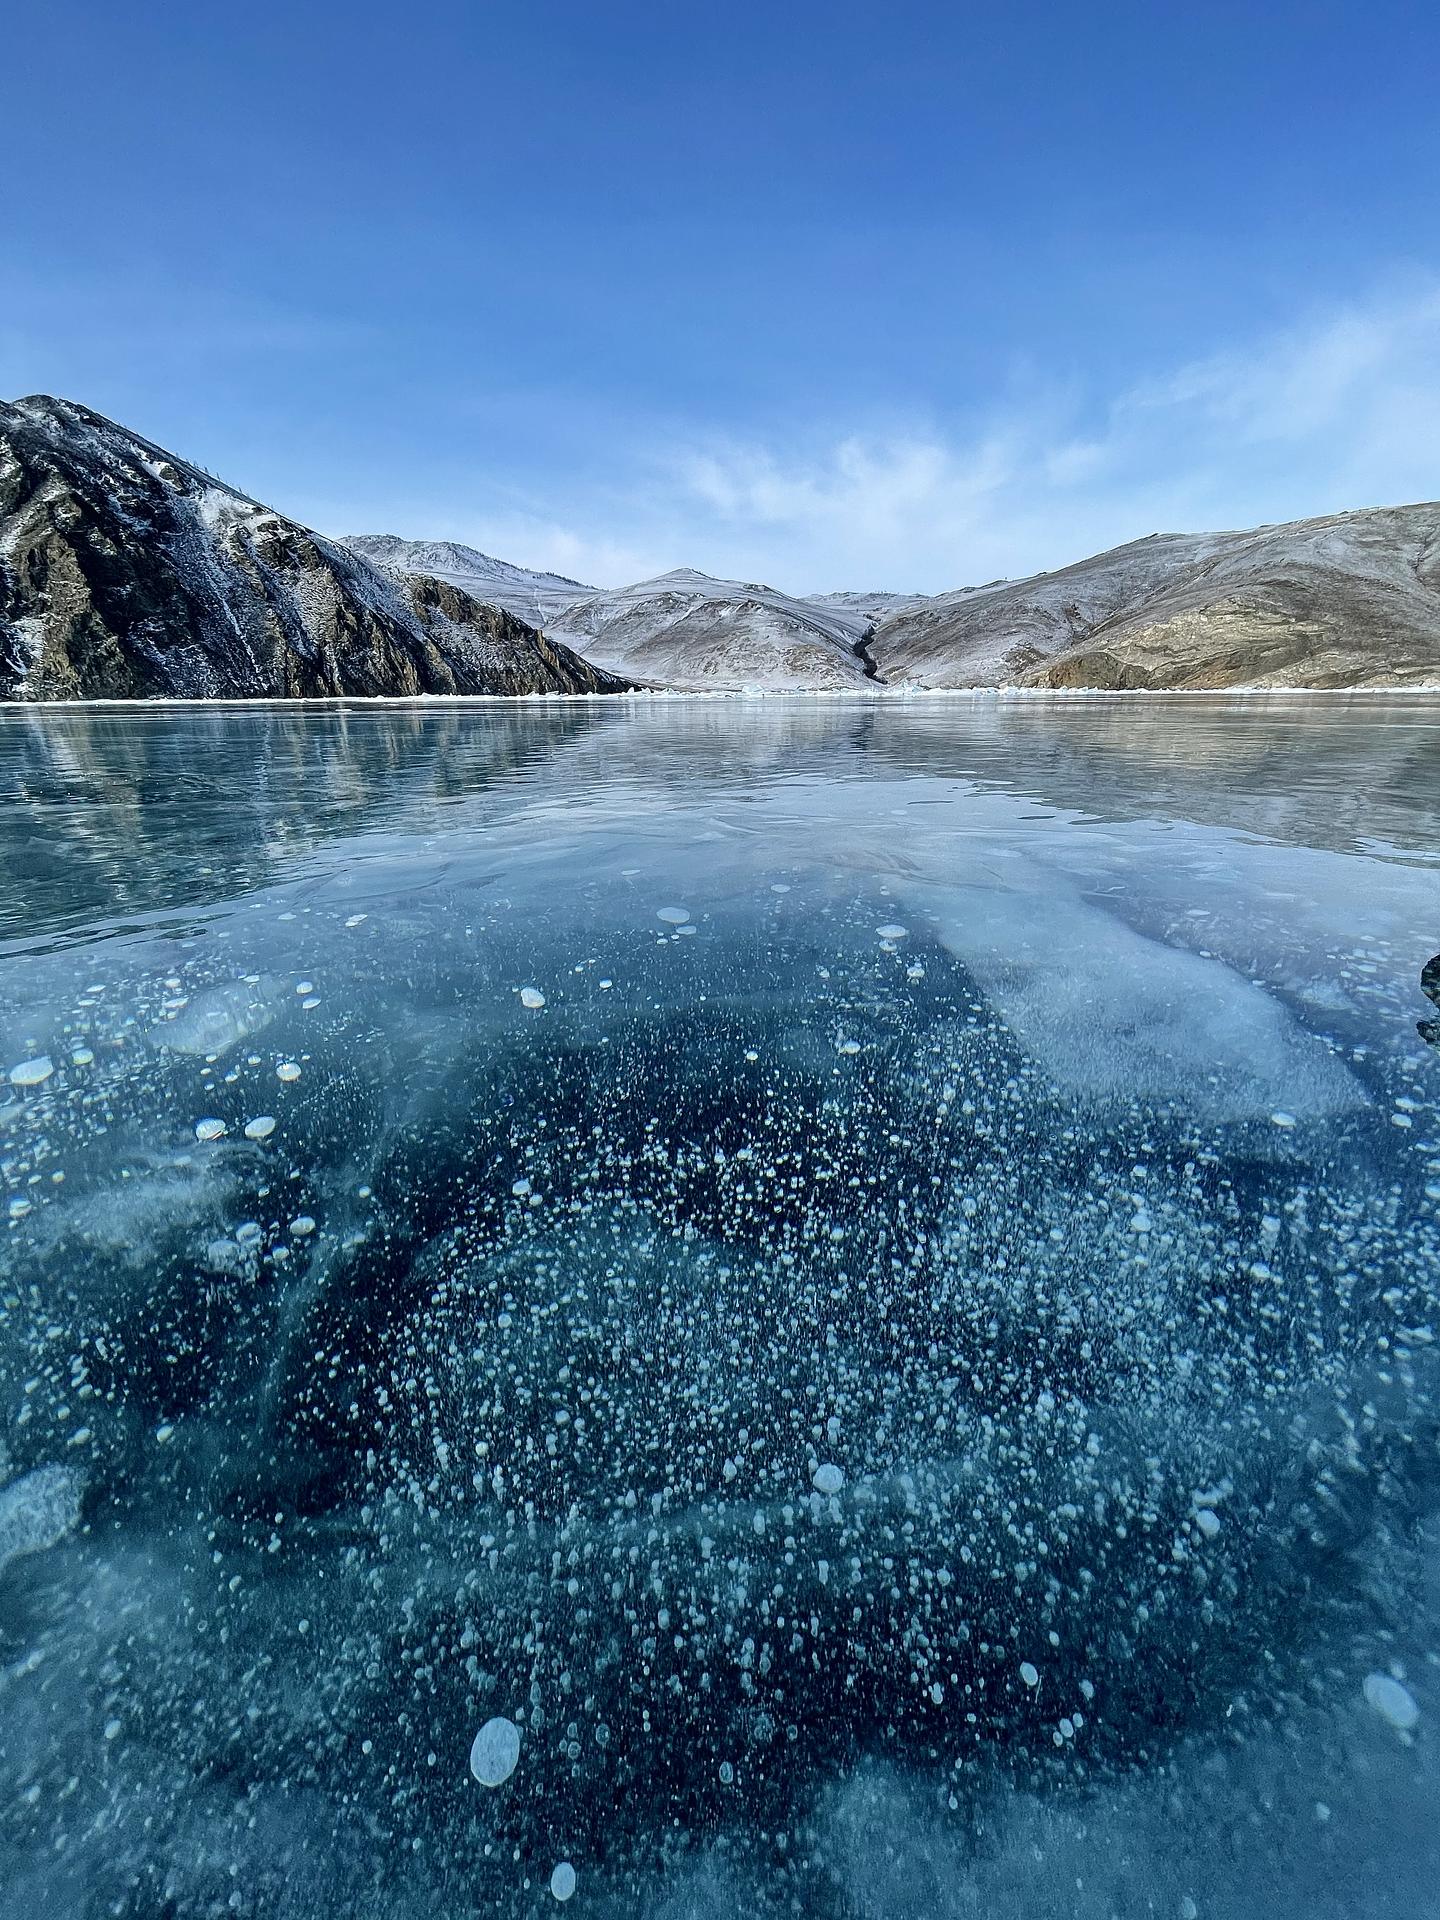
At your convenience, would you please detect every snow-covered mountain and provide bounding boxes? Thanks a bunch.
[0,400,627,700]
[548,568,880,689]
[5,395,1438,696]
[340,535,593,629]
[869,507,1440,689]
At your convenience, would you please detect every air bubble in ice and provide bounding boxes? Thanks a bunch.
[469,1715,521,1786]
[8,1057,53,1087]
[550,1862,577,1902]
[1363,1672,1420,1731]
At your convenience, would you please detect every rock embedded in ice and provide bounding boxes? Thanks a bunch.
[550,1861,577,1902]
[520,987,546,1010]
[469,1715,521,1787]
[656,906,691,925]
[194,1118,227,1142]
[243,1115,277,1141]
[8,1056,53,1087]
[812,1463,845,1495]
[1363,1672,1420,1731]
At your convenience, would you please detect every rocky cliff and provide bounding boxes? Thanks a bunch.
[0,398,629,701]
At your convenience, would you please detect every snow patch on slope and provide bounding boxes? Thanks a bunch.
[341,535,593,629]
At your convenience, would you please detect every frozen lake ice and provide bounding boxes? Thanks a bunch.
[0,693,1437,1918]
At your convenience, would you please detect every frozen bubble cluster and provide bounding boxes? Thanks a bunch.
[1,697,1438,1920]
[0,1462,85,1577]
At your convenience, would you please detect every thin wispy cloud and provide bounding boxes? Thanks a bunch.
[420,281,1440,593]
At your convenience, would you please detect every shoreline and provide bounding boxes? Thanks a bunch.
[4,683,1440,711]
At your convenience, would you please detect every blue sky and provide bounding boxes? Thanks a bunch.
[4,0,1440,590]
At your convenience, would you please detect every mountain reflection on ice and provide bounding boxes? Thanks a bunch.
[1,695,1438,1919]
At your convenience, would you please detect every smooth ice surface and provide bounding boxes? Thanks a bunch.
[1,694,1438,1920]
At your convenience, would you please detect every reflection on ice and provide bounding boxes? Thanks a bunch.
[0,697,1437,1917]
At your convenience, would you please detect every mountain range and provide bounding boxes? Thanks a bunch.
[3,396,1438,699]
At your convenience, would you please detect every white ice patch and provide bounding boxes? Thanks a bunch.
[152,977,284,1057]
[903,881,1366,1124]
[0,1464,85,1577]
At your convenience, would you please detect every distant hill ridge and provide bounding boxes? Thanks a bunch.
[4,395,1437,697]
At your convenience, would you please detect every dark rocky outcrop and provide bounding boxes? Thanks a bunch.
[0,397,630,701]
